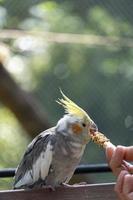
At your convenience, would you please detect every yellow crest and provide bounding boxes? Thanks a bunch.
[57,90,91,120]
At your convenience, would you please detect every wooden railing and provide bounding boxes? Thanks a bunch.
[0,183,118,200]
[0,165,118,199]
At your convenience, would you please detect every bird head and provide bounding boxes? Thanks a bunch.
[56,91,98,144]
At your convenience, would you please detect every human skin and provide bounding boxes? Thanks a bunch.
[106,146,133,200]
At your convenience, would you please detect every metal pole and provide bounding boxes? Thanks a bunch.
[0,164,111,178]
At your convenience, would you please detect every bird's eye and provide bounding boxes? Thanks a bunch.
[82,123,86,127]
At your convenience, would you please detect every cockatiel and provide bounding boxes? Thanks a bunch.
[14,91,97,189]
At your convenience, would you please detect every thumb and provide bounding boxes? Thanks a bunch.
[106,146,115,163]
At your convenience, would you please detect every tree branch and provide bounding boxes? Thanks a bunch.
[0,62,50,137]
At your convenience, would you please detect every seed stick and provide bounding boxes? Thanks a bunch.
[90,131,132,173]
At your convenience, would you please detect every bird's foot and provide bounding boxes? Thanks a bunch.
[44,185,56,191]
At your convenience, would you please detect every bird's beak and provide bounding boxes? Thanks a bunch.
[89,122,98,136]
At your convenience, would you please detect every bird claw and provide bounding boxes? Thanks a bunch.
[46,185,56,191]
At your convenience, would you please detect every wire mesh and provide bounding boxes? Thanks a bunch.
[0,0,132,189]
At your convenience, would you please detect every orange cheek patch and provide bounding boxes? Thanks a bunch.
[72,124,83,134]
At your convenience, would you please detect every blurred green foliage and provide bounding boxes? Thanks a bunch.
[0,0,133,189]
[0,107,29,189]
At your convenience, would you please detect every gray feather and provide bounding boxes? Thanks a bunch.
[14,127,56,188]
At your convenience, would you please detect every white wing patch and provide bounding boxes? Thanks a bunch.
[15,170,33,188]
[15,142,53,188]
[33,142,53,182]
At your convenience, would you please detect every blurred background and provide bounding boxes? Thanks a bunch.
[0,0,133,190]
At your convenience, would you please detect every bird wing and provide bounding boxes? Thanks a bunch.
[14,127,56,189]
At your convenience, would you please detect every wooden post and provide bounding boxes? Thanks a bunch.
[0,183,118,200]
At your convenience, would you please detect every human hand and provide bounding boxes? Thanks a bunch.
[106,146,133,176]
[114,170,133,200]
[106,145,133,200]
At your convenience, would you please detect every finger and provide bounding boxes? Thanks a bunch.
[107,146,133,162]
[115,170,128,194]
[123,174,133,195]
[122,160,133,173]
[124,146,133,161]
[110,146,125,175]
[106,146,116,163]
[128,165,133,174]
[128,192,133,200]
[115,170,129,200]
